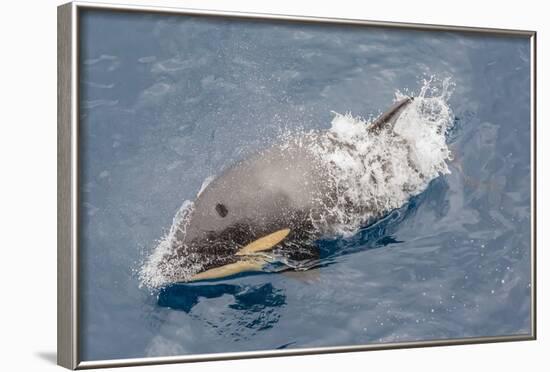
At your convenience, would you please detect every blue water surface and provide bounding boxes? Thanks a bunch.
[78,9,532,361]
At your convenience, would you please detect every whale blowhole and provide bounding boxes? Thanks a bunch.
[215,203,228,218]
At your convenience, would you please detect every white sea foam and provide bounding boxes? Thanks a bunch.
[139,77,454,288]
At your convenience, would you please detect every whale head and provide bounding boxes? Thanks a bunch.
[166,143,326,282]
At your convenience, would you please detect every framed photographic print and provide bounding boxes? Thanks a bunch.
[57,1,536,369]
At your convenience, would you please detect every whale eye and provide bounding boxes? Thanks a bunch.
[215,203,228,218]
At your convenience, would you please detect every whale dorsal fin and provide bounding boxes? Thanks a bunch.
[369,97,413,133]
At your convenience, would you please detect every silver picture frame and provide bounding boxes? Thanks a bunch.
[57,1,537,369]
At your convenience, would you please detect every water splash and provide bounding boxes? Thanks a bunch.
[139,200,195,289]
[311,77,454,236]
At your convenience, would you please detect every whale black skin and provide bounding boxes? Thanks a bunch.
[160,97,414,282]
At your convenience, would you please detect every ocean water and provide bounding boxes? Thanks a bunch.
[78,9,532,361]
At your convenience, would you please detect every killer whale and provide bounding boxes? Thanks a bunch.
[153,97,419,283]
